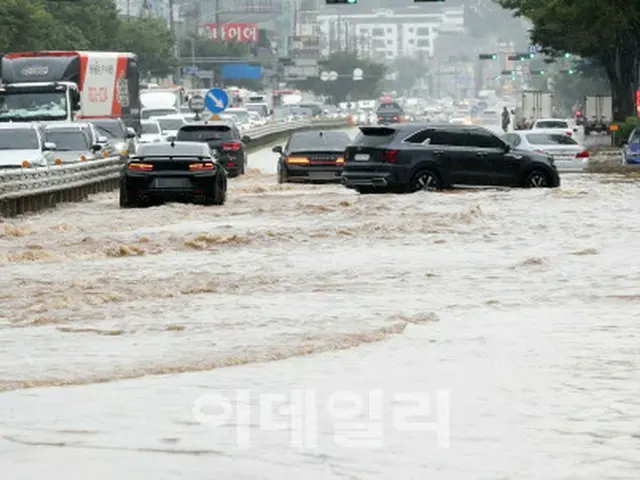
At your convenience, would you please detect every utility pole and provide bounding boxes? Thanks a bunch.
[215,0,221,42]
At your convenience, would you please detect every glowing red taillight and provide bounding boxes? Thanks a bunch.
[575,150,589,158]
[393,116,399,121]
[566,131,572,136]
[378,116,383,121]
[222,142,241,150]
[383,150,398,163]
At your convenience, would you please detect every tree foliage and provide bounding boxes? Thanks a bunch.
[386,56,429,95]
[0,0,177,78]
[290,52,387,103]
[497,0,640,120]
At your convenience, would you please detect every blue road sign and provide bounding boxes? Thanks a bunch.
[528,44,542,54]
[205,88,229,113]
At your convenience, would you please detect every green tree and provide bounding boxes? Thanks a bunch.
[0,0,79,51]
[497,0,640,120]
[291,51,387,102]
[117,17,177,78]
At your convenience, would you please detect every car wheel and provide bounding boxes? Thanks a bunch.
[411,169,442,192]
[119,181,135,208]
[205,173,227,205]
[524,169,550,188]
[277,166,288,184]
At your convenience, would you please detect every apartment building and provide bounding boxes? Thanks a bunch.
[316,6,465,61]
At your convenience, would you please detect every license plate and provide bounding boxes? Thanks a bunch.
[309,171,337,180]
[354,153,370,161]
[152,177,191,188]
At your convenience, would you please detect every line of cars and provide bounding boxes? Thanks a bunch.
[272,124,564,193]
[0,119,136,169]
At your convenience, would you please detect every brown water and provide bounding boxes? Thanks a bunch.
[2,134,640,478]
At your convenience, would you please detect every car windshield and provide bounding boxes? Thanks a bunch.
[0,91,67,121]
[141,122,161,134]
[0,129,40,149]
[141,108,177,119]
[177,126,234,141]
[377,103,402,112]
[525,133,577,145]
[629,131,640,143]
[288,132,351,151]
[45,131,89,151]
[92,121,124,139]
[535,120,568,129]
[157,118,185,131]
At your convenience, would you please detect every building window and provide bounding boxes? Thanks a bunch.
[372,39,385,48]
[371,28,384,36]
[417,38,430,47]
[416,27,430,36]
[386,28,392,33]
[408,27,414,32]
[409,39,415,44]
[387,39,392,45]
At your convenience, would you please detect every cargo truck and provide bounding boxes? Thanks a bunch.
[0,51,140,132]
[583,95,612,135]
[514,90,553,130]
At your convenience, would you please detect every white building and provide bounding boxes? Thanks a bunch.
[114,0,177,23]
[316,6,465,61]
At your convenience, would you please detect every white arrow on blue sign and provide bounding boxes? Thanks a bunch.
[205,88,229,113]
[528,44,542,54]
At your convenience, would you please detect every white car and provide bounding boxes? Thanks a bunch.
[531,118,582,140]
[502,130,590,172]
[138,120,163,143]
[151,114,188,141]
[0,123,55,169]
[247,110,267,126]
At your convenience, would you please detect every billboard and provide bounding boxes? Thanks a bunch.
[214,0,281,14]
[199,23,259,42]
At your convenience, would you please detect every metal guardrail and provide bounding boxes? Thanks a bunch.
[0,118,349,217]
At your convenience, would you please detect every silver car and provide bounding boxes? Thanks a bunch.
[0,123,55,169]
[42,125,101,165]
[502,130,590,172]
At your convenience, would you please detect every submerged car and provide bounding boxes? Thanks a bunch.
[174,122,250,178]
[622,128,640,164]
[502,130,589,172]
[273,130,351,183]
[0,123,55,169]
[120,141,227,207]
[341,124,560,193]
[42,124,102,164]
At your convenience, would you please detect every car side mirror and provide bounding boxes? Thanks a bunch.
[126,127,136,139]
[242,135,251,144]
[43,142,56,151]
[510,109,515,115]
[97,136,108,144]
[272,145,283,154]
[166,135,176,142]
[91,143,102,152]
[503,143,511,152]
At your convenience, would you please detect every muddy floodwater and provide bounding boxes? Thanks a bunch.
[2,133,640,478]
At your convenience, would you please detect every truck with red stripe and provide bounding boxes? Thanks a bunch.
[0,51,140,132]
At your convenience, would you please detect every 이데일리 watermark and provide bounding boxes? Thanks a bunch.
[192,389,450,449]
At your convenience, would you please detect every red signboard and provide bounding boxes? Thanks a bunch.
[199,23,259,42]
[636,90,640,114]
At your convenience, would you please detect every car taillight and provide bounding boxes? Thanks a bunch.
[336,156,344,164]
[222,142,241,150]
[575,150,589,158]
[534,149,546,153]
[393,116,399,121]
[128,162,153,171]
[383,150,398,163]
[378,116,383,121]
[566,131,572,136]
[189,162,215,170]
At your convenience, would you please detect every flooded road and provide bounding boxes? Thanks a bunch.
[2,130,640,478]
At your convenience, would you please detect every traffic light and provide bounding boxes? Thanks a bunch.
[508,53,531,61]
[415,0,445,2]
[530,70,545,75]
[568,69,574,74]
[479,53,497,60]
[501,70,513,75]
[564,52,572,58]
[528,53,535,59]
[326,0,357,3]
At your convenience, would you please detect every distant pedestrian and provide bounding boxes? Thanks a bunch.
[501,106,510,133]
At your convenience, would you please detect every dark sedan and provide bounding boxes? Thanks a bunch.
[174,122,249,177]
[376,102,404,124]
[342,124,560,194]
[119,141,227,207]
[273,130,351,183]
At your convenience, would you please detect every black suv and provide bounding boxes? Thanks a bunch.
[376,102,404,124]
[175,122,250,177]
[342,124,560,193]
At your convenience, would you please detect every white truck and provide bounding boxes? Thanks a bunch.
[583,95,612,135]
[514,90,553,130]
